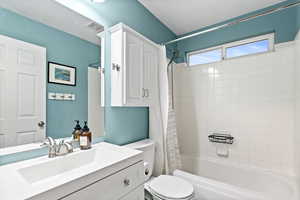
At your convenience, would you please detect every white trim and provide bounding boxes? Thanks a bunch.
[97,31,105,107]
[223,33,274,59]
[109,23,161,49]
[184,40,293,71]
[187,33,275,67]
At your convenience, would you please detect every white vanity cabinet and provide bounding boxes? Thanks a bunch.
[110,23,159,107]
[0,142,145,200]
[61,161,144,200]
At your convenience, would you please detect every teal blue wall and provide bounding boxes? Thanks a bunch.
[0,8,100,139]
[176,0,298,63]
[297,4,300,29]
[59,0,177,145]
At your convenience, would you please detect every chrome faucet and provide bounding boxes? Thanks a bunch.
[41,137,73,158]
[56,140,74,156]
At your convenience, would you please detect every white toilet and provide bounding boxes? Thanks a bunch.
[125,139,194,200]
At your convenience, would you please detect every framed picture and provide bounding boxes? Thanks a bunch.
[48,62,76,86]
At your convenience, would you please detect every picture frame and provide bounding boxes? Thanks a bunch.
[48,62,76,86]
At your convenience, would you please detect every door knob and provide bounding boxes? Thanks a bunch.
[38,121,45,128]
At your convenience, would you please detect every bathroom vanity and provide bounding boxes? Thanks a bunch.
[0,142,144,200]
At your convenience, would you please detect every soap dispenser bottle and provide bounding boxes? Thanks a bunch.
[72,120,82,141]
[80,121,92,150]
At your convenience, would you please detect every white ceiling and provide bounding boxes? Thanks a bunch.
[0,0,103,45]
[138,0,287,35]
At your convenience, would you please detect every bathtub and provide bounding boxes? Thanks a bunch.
[173,159,299,200]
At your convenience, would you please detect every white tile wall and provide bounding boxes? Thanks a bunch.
[175,42,297,177]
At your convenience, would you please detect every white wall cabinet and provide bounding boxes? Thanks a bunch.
[110,23,159,107]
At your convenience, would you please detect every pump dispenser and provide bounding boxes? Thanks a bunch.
[80,121,92,150]
[72,120,82,141]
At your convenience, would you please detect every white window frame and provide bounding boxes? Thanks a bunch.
[187,33,274,67]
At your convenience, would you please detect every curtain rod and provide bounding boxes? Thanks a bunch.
[163,1,300,46]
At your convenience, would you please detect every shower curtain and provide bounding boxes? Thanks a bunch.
[159,46,182,174]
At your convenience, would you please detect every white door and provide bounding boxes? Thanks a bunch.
[0,34,46,148]
[125,31,144,106]
[143,41,158,104]
[88,67,104,138]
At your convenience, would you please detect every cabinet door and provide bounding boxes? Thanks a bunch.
[119,186,144,200]
[124,31,144,106]
[143,42,158,104]
[61,162,144,200]
[111,29,123,106]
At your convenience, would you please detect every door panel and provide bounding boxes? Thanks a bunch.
[0,68,5,147]
[18,49,36,66]
[0,40,9,148]
[143,42,158,104]
[0,69,4,120]
[0,35,46,148]
[125,32,144,105]
[0,44,5,65]
[18,73,36,116]
[17,131,36,146]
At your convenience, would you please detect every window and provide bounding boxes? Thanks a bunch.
[225,39,269,59]
[187,33,274,66]
[189,48,222,66]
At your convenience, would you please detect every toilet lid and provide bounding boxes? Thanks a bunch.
[148,175,194,199]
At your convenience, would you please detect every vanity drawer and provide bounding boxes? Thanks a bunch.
[119,185,144,200]
[61,161,144,200]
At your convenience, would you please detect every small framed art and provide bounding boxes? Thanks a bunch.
[48,62,76,86]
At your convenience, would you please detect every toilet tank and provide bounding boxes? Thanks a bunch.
[125,139,155,181]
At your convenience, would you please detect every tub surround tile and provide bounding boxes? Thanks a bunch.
[175,42,297,177]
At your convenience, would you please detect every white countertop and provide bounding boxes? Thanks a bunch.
[0,142,143,200]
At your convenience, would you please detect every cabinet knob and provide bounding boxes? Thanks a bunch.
[123,178,130,186]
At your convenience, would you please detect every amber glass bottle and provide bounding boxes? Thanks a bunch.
[72,120,82,141]
[80,121,92,150]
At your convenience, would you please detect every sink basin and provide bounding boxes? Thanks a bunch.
[18,149,96,183]
[0,142,143,200]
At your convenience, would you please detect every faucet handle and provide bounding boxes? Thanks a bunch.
[65,142,74,153]
[56,140,73,155]
[45,137,55,146]
[41,137,54,147]
[57,139,65,152]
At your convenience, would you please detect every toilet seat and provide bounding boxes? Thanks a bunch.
[147,175,194,200]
